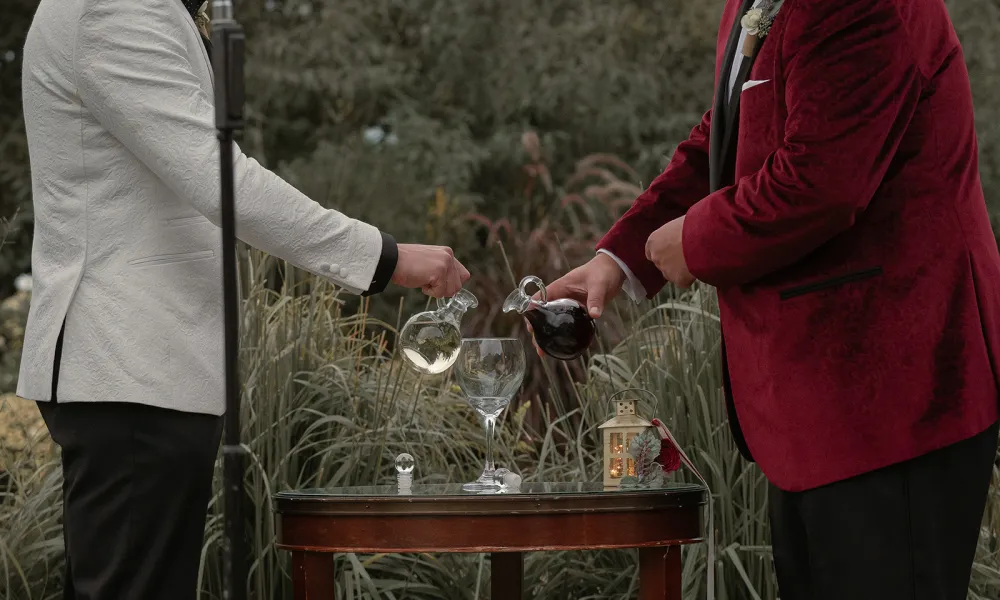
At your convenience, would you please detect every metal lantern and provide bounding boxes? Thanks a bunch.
[599,394,652,488]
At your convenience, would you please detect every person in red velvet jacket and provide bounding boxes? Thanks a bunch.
[540,0,1000,597]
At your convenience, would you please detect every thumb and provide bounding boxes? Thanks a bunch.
[586,286,606,319]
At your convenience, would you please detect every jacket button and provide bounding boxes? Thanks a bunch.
[339,267,349,278]
[325,263,339,273]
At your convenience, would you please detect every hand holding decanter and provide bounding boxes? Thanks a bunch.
[503,275,596,360]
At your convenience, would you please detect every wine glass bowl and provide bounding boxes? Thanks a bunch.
[453,338,525,491]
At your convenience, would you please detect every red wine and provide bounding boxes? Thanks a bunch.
[523,299,596,360]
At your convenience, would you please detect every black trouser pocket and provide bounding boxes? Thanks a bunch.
[779,267,883,300]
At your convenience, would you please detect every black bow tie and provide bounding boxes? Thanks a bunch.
[182,0,203,19]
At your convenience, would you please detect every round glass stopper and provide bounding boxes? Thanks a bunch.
[394,453,415,474]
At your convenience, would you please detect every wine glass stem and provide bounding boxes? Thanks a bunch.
[483,415,497,475]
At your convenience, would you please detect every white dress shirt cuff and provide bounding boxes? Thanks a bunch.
[597,249,647,304]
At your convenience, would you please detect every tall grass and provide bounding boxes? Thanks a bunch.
[2,248,999,600]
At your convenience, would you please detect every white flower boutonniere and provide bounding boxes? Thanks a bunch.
[741,8,767,36]
[741,0,785,57]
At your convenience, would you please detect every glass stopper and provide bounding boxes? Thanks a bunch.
[395,452,415,474]
[493,467,510,489]
[493,468,511,485]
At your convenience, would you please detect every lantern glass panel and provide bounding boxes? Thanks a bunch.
[609,458,623,479]
[627,458,636,477]
[609,432,624,454]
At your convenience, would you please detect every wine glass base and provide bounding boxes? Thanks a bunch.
[461,481,501,492]
[462,470,499,492]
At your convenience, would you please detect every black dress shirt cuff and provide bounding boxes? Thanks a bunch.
[363,232,398,296]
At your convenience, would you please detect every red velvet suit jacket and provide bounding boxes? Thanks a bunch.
[597,0,1000,491]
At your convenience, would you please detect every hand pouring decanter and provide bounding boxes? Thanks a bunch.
[503,275,596,360]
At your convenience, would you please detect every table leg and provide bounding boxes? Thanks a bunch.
[639,546,682,600]
[491,551,524,600]
[292,551,336,600]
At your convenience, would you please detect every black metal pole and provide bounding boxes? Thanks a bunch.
[211,2,247,600]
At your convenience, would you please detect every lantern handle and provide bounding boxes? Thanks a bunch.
[606,387,658,414]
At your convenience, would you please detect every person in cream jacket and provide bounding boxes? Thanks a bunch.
[18,0,468,597]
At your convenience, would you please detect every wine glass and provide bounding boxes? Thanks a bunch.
[453,338,526,491]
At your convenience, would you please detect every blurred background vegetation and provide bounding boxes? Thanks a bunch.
[2,0,999,599]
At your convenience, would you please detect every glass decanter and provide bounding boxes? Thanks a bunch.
[399,289,478,375]
[503,275,596,360]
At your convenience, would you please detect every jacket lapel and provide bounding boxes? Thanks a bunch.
[177,6,214,87]
[717,31,765,185]
[710,0,757,193]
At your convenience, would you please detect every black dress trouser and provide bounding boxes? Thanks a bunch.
[37,329,223,600]
[769,420,999,600]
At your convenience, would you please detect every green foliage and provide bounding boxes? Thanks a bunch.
[0,0,35,297]
[620,428,664,488]
[4,0,995,294]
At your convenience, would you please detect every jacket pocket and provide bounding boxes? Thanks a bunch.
[128,250,215,268]
[779,267,883,300]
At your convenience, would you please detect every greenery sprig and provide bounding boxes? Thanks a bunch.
[619,428,665,488]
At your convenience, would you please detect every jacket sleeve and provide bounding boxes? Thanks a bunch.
[681,0,923,288]
[595,108,713,298]
[75,0,390,294]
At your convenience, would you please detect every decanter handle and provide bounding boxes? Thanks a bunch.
[502,276,546,314]
[519,275,547,303]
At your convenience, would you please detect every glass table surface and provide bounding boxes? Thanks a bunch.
[276,481,705,498]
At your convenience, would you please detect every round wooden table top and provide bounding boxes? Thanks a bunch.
[275,481,706,553]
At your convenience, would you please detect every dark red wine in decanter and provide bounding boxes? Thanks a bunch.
[503,276,596,360]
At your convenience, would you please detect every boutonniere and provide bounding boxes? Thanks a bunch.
[741,0,785,57]
[195,1,211,39]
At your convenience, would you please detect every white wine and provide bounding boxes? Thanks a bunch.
[401,346,460,375]
[399,318,462,375]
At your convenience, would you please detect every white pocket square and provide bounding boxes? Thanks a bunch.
[741,79,771,92]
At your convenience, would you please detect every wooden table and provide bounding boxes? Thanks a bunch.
[275,481,706,599]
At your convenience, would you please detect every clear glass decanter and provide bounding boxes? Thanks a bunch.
[503,275,596,360]
[399,289,478,374]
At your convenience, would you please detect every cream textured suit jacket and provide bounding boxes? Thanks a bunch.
[18,0,384,414]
